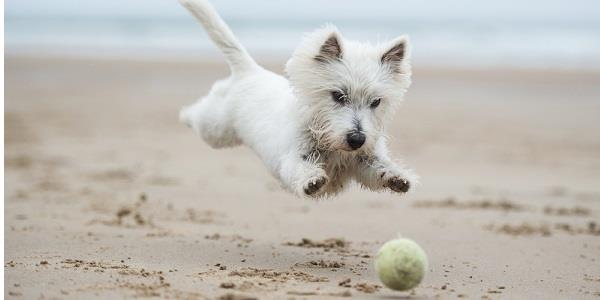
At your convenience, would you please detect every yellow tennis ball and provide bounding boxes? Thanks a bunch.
[375,237,428,291]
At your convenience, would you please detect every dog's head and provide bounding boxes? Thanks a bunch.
[286,25,411,153]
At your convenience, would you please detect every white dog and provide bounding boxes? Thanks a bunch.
[179,0,417,198]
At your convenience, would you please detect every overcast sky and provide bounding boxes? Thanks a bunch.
[5,0,600,21]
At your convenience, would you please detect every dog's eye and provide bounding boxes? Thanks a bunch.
[331,91,346,104]
[370,98,381,108]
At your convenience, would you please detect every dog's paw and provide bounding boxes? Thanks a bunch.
[303,176,328,196]
[386,176,410,193]
[379,170,411,193]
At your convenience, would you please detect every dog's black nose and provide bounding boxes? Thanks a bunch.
[346,132,366,150]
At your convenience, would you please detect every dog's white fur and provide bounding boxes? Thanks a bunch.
[179,0,418,198]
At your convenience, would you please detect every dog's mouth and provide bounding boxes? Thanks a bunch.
[337,142,366,152]
[323,140,374,156]
[338,145,356,152]
[319,141,352,153]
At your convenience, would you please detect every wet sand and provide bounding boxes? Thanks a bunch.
[4,55,600,299]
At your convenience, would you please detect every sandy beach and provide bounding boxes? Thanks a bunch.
[5,55,600,299]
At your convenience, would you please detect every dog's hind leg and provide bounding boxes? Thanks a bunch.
[179,80,242,148]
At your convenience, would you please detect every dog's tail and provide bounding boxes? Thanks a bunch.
[179,0,258,74]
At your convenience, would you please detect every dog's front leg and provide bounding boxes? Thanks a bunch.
[354,141,417,193]
[279,151,328,197]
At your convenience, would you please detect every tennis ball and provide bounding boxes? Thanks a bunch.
[375,237,428,291]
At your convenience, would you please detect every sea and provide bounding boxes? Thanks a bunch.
[5,0,600,69]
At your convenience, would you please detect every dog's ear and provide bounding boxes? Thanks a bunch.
[315,33,342,63]
[381,36,409,71]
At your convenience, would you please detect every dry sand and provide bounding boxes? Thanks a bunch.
[5,55,600,299]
